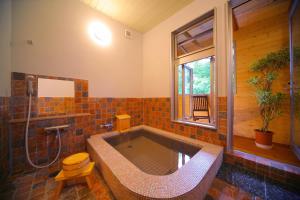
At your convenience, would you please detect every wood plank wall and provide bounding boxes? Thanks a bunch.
[233,2,290,144]
[292,4,300,146]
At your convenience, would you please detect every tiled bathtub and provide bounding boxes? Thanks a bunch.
[87,125,223,200]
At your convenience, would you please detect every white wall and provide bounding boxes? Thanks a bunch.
[10,0,228,98]
[0,0,12,97]
[142,0,228,97]
[12,0,143,97]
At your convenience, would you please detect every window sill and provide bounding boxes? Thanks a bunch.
[171,119,217,130]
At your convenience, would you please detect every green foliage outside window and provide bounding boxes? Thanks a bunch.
[178,58,211,95]
[191,59,211,94]
[178,66,182,94]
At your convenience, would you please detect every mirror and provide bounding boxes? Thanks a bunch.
[38,78,74,97]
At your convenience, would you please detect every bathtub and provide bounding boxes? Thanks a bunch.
[87,125,223,200]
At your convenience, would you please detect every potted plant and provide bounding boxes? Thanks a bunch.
[248,48,289,149]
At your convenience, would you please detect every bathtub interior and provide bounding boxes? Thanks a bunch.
[104,129,201,175]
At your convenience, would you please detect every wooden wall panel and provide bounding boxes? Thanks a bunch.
[292,3,300,146]
[233,6,290,144]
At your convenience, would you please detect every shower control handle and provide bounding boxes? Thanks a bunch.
[100,123,113,130]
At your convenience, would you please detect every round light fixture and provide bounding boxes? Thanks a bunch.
[88,21,112,46]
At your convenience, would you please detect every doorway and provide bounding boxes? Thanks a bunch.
[290,0,300,159]
[228,0,300,167]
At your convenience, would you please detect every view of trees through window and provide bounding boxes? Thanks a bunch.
[178,57,211,95]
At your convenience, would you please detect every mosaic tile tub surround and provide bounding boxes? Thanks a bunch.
[87,125,223,200]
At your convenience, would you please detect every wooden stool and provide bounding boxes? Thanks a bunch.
[54,152,95,199]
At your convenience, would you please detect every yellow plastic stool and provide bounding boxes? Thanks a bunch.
[54,153,95,198]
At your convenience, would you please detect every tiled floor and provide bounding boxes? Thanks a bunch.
[234,135,300,167]
[216,163,300,200]
[0,165,257,200]
[0,163,299,200]
[0,167,114,200]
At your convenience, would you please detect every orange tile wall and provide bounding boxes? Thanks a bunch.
[7,72,226,174]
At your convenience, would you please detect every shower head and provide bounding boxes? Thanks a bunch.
[27,75,34,78]
[27,75,35,95]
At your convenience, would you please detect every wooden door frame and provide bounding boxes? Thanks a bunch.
[289,0,300,159]
[226,1,234,152]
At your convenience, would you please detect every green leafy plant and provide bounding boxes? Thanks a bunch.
[248,48,290,133]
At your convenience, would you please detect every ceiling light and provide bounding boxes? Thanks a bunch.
[88,21,112,46]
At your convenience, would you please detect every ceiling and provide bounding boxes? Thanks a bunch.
[80,0,194,33]
[232,0,290,30]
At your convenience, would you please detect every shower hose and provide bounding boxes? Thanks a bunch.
[25,93,62,168]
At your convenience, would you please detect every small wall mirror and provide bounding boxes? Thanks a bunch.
[38,78,75,97]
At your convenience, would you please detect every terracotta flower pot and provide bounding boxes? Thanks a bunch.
[255,129,273,149]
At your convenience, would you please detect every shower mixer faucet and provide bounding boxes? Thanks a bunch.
[100,123,113,130]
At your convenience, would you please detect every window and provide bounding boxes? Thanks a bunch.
[172,9,217,128]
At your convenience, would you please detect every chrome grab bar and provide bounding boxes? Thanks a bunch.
[44,125,69,132]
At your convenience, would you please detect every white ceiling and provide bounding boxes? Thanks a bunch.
[80,0,194,33]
